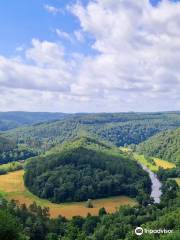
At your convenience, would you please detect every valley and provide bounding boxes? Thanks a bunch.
[0,142,175,217]
[0,111,180,240]
[1,1,180,238]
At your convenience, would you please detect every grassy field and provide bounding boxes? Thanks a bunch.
[0,170,137,218]
[133,153,158,171]
[120,147,175,172]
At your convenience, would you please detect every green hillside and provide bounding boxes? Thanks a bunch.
[136,128,180,164]
[24,137,151,203]
[3,112,180,157]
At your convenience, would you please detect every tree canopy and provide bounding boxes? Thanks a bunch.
[24,137,151,203]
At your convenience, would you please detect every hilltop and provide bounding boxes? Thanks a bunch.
[24,137,151,203]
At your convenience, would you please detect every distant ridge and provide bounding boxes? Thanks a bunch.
[0,111,68,131]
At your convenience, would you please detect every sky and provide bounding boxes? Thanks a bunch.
[0,0,180,113]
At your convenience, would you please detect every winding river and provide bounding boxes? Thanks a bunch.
[140,164,162,203]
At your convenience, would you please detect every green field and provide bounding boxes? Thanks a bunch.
[133,153,158,171]
[0,161,23,170]
[120,147,175,172]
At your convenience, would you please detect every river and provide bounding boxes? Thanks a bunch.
[140,164,162,203]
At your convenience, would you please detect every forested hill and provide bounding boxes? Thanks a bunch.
[24,137,151,203]
[3,112,180,155]
[0,111,68,131]
[136,128,180,164]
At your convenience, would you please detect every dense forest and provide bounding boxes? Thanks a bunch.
[24,137,151,203]
[0,175,179,240]
[136,128,180,164]
[0,135,36,164]
[1,112,180,165]
[0,135,16,152]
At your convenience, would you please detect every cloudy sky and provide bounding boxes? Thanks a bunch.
[0,0,180,112]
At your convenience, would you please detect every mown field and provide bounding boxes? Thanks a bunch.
[154,158,176,169]
[0,170,137,218]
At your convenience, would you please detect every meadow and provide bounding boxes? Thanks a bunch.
[133,154,175,171]
[120,147,175,172]
[0,170,137,218]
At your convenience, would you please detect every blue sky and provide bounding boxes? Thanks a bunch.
[0,0,91,56]
[0,0,180,112]
[0,0,160,56]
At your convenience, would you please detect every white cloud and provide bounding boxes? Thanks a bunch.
[1,0,180,112]
[0,39,73,93]
[44,4,63,15]
[26,39,65,66]
[70,0,180,110]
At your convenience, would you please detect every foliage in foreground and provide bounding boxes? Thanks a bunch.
[0,177,179,240]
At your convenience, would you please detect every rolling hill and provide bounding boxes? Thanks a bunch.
[3,112,180,156]
[24,137,151,203]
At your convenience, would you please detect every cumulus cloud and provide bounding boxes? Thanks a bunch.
[0,39,73,92]
[0,0,180,112]
[70,0,180,109]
